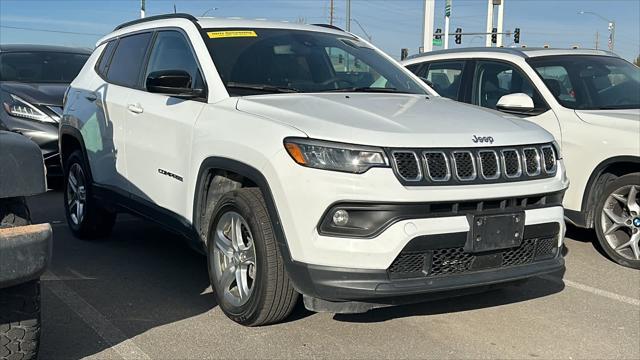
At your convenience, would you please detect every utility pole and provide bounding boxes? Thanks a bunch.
[421,0,435,52]
[444,0,451,49]
[140,0,146,18]
[485,0,504,47]
[346,0,351,32]
[329,0,334,26]
[595,31,599,50]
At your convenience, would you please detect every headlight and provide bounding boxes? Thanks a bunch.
[2,94,56,123]
[284,138,389,174]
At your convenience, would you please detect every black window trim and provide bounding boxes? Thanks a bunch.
[469,57,551,116]
[94,39,119,80]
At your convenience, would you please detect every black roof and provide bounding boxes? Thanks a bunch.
[0,44,92,54]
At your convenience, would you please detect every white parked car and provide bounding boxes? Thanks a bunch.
[61,15,568,325]
[403,48,640,269]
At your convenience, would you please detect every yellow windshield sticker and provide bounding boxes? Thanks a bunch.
[207,30,257,39]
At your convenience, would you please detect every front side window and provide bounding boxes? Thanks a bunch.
[473,60,546,111]
[106,32,153,88]
[202,28,427,96]
[144,31,203,89]
[424,61,465,100]
[529,55,640,110]
[0,51,89,83]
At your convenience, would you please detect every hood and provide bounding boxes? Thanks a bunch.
[0,81,68,107]
[575,109,640,132]
[236,93,554,148]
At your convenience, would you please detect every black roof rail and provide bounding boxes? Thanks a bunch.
[311,24,344,32]
[113,13,198,31]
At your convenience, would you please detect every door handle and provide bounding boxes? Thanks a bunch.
[127,104,144,114]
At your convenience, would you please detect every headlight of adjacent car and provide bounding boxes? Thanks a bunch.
[2,94,56,123]
[284,138,389,174]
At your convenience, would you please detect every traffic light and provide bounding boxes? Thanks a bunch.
[401,48,409,60]
[491,27,497,44]
[514,28,521,44]
[455,28,462,44]
[434,28,442,40]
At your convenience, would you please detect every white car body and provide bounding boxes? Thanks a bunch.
[61,16,568,311]
[403,48,640,229]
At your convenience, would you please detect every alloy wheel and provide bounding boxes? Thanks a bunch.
[600,185,640,261]
[212,211,257,306]
[66,163,87,226]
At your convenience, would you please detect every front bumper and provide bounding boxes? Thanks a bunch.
[287,222,564,303]
[0,224,52,289]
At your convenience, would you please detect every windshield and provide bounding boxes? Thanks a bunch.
[0,51,89,83]
[202,28,427,96]
[528,55,640,110]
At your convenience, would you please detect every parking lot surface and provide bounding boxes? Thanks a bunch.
[30,191,639,360]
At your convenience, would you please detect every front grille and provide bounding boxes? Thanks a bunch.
[541,145,557,173]
[392,151,421,181]
[523,148,541,176]
[424,151,450,181]
[388,143,556,186]
[478,150,499,179]
[387,236,557,279]
[452,151,476,181]
[501,149,522,178]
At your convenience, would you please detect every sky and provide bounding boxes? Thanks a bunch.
[0,0,639,61]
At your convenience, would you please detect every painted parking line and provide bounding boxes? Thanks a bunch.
[541,275,640,307]
[43,271,151,360]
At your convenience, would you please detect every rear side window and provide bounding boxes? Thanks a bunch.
[424,61,465,100]
[96,40,117,77]
[106,32,152,88]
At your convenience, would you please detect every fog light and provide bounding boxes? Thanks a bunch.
[332,210,350,226]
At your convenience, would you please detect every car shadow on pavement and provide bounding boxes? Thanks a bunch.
[332,270,566,324]
[35,194,217,358]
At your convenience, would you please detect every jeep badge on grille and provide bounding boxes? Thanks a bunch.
[472,135,494,144]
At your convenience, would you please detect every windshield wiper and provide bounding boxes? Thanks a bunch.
[225,82,300,94]
[319,87,413,94]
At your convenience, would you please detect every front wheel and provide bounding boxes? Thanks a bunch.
[594,173,640,269]
[207,188,298,326]
[0,281,41,360]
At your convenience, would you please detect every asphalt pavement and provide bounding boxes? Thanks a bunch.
[28,191,640,360]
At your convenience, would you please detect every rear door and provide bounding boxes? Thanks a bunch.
[90,32,153,191]
[123,30,206,216]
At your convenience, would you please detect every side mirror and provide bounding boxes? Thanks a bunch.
[496,93,534,114]
[146,70,204,99]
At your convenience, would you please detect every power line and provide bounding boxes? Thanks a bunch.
[0,25,104,37]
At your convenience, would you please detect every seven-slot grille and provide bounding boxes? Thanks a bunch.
[388,144,557,185]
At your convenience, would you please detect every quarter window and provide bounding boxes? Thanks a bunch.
[144,31,203,90]
[96,40,117,78]
[473,61,546,111]
[106,32,152,88]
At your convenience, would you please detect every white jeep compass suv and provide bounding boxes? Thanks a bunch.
[403,48,640,268]
[61,14,568,325]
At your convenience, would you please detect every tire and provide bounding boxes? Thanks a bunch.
[0,197,30,228]
[594,173,640,269]
[0,281,41,360]
[207,188,298,326]
[63,150,116,239]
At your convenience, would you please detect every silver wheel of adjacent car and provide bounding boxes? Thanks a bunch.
[600,184,640,261]
[212,211,257,307]
[66,163,87,226]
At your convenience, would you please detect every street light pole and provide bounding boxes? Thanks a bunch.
[140,0,145,18]
[578,10,615,51]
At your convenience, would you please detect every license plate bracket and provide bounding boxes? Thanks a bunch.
[465,212,525,253]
